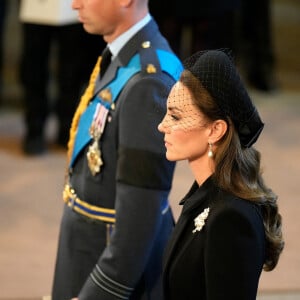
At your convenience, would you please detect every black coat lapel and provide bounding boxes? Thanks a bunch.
[163,178,216,271]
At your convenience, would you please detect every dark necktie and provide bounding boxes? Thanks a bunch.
[100,47,112,78]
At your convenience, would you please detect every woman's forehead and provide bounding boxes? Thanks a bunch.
[167,82,194,107]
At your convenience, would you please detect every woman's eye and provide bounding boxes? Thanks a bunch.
[170,114,180,121]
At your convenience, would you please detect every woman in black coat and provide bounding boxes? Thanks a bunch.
[158,49,284,300]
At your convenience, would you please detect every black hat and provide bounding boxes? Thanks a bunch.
[184,49,264,148]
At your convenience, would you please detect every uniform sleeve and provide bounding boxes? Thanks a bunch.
[79,73,176,299]
[204,203,265,300]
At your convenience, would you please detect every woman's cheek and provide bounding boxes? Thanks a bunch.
[171,124,183,132]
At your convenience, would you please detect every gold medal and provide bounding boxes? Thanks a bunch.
[87,102,109,176]
[98,88,112,103]
[87,139,103,176]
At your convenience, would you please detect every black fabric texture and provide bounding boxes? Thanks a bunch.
[117,146,175,190]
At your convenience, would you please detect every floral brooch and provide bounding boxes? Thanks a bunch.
[192,208,210,233]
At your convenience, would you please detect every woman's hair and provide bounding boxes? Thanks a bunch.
[180,69,284,271]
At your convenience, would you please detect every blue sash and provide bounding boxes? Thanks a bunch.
[70,50,182,167]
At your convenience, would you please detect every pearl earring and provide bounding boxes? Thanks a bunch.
[208,143,214,158]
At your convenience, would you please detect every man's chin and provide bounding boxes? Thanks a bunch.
[82,24,96,35]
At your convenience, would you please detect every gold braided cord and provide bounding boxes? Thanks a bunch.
[67,56,101,165]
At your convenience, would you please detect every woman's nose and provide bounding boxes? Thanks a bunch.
[157,122,164,133]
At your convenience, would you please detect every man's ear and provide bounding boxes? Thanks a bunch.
[208,119,227,143]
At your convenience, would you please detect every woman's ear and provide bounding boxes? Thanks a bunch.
[208,119,227,143]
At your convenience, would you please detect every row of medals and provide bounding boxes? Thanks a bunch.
[86,41,157,176]
[86,89,114,176]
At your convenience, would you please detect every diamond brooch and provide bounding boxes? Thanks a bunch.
[192,208,210,233]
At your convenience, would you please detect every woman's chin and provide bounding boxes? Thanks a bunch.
[166,152,178,162]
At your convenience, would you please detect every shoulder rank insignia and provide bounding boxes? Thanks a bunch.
[142,41,151,48]
[146,64,157,74]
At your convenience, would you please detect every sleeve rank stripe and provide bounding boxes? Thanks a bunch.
[90,265,133,299]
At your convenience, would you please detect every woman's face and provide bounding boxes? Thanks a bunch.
[158,81,211,162]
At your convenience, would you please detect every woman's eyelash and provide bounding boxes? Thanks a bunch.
[170,114,180,121]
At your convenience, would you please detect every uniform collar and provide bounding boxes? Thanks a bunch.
[108,14,152,59]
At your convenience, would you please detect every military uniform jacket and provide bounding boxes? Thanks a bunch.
[52,19,182,300]
[163,177,266,300]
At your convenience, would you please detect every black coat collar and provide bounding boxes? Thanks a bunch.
[163,177,218,271]
[180,176,217,214]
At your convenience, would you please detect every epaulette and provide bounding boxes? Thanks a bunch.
[138,40,183,81]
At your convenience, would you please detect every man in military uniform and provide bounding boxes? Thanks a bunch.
[51,0,182,299]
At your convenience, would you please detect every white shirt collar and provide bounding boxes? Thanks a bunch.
[108,14,151,58]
